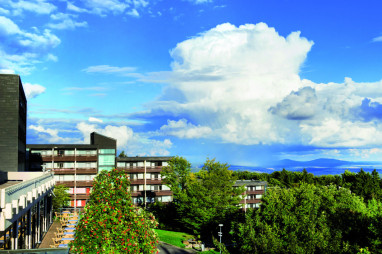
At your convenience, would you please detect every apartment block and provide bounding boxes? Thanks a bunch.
[27,132,116,208]
[234,180,267,211]
[116,156,173,206]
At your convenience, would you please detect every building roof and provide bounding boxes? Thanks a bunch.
[27,144,98,149]
[234,180,268,186]
[117,156,174,162]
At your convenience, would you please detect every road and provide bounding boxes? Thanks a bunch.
[158,242,198,254]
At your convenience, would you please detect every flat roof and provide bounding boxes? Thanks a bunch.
[27,144,98,149]
[117,156,174,162]
[234,180,268,186]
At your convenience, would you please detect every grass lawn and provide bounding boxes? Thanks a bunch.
[155,229,194,248]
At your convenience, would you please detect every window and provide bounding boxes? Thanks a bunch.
[255,185,263,190]
[99,149,115,154]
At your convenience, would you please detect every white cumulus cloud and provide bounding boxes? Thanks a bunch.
[23,83,46,99]
[159,119,212,139]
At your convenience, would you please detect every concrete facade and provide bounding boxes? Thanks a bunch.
[0,74,27,173]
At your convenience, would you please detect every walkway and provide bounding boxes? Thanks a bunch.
[38,221,62,249]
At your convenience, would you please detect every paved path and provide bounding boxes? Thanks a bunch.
[158,242,198,254]
[39,221,62,248]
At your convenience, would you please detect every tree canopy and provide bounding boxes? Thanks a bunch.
[71,169,159,253]
[232,183,382,254]
[52,184,70,211]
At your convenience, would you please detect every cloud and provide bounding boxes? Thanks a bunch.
[0,16,60,74]
[82,65,142,78]
[187,0,213,4]
[81,0,129,16]
[83,65,136,74]
[372,36,382,42]
[7,0,56,15]
[138,22,313,145]
[29,125,77,143]
[158,119,212,139]
[76,121,172,155]
[23,83,46,99]
[133,22,382,150]
[88,117,103,123]
[127,9,139,17]
[0,8,10,15]
[269,87,318,120]
[48,13,88,30]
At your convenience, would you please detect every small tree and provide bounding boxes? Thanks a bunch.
[118,151,128,158]
[71,169,159,253]
[53,184,70,211]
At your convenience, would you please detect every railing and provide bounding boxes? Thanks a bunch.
[0,172,55,209]
[0,247,70,253]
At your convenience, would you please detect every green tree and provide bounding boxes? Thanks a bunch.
[161,156,192,195]
[232,184,372,254]
[176,158,245,237]
[118,150,128,158]
[52,184,70,211]
[71,169,159,253]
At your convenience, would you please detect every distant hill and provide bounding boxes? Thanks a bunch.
[275,158,355,168]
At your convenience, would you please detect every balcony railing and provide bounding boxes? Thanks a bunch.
[53,168,97,174]
[117,167,163,173]
[41,155,97,162]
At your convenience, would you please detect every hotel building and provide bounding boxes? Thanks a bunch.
[116,156,173,206]
[234,180,267,211]
[27,133,116,208]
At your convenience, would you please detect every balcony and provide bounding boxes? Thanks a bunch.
[53,168,97,175]
[69,194,90,200]
[245,190,265,195]
[117,167,163,173]
[57,181,93,187]
[239,199,261,204]
[130,190,173,197]
[41,155,97,162]
[129,179,162,185]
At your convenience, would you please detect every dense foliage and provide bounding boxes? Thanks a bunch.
[233,168,382,202]
[71,169,159,253]
[231,184,382,253]
[161,157,244,239]
[53,184,70,211]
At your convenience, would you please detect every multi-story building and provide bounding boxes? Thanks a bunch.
[234,180,267,211]
[27,132,116,208]
[116,156,173,206]
[0,74,55,250]
[0,74,27,173]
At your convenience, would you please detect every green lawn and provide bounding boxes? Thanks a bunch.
[154,229,194,248]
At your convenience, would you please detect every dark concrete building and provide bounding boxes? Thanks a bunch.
[0,74,55,250]
[0,74,27,173]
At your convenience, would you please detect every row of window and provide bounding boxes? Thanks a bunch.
[245,203,261,208]
[54,175,96,181]
[130,173,161,180]
[246,185,265,191]
[31,149,97,156]
[45,162,97,169]
[117,161,168,168]
[132,196,172,204]
[246,194,263,200]
[130,184,171,192]
[66,188,92,194]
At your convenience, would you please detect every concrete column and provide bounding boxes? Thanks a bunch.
[36,201,40,243]
[26,209,32,249]
[43,196,48,233]
[11,219,18,250]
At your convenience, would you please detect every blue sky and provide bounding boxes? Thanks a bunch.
[1,0,382,167]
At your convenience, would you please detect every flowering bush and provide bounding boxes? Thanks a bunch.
[71,168,159,253]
